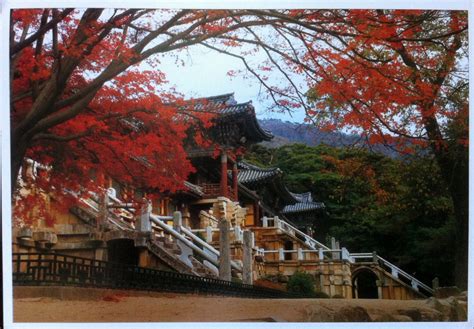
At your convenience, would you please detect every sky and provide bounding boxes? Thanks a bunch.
[155,43,308,123]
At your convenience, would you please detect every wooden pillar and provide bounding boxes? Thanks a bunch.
[220,152,228,198]
[253,202,260,227]
[232,162,238,201]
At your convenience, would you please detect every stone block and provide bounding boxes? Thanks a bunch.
[18,227,33,239]
[32,231,57,243]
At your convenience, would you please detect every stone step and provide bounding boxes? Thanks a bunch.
[155,241,180,254]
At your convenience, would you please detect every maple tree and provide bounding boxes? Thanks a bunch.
[10,9,468,288]
[298,10,468,290]
[10,8,277,225]
[237,10,468,289]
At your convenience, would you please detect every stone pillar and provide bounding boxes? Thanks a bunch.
[173,211,182,233]
[243,231,253,284]
[376,279,383,299]
[206,226,213,243]
[372,251,378,263]
[278,248,284,261]
[219,219,231,281]
[234,225,243,242]
[297,248,304,261]
[220,152,228,198]
[318,248,324,261]
[432,277,439,289]
[331,237,337,259]
[232,163,238,201]
[274,216,280,228]
[97,191,109,230]
[136,199,152,233]
[334,240,340,260]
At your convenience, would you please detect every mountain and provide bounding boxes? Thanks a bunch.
[258,118,399,157]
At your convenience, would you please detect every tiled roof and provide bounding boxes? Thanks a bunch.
[282,202,325,214]
[237,162,281,184]
[290,192,313,203]
[183,94,273,142]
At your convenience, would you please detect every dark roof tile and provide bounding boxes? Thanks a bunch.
[282,202,325,214]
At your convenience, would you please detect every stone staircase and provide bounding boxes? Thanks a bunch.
[259,216,433,297]
[72,189,219,278]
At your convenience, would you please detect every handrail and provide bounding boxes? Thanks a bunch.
[79,190,227,274]
[377,255,433,294]
[349,252,433,294]
[264,216,330,251]
[150,214,218,268]
[150,214,242,273]
[280,219,330,250]
[180,226,242,271]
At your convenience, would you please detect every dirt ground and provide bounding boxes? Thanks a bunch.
[14,293,448,322]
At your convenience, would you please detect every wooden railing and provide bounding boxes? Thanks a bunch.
[12,253,304,299]
[200,183,237,200]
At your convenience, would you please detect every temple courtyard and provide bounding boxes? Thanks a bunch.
[13,287,467,322]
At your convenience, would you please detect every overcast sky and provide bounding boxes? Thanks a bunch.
[155,43,308,123]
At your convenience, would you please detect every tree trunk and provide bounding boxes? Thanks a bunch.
[10,134,30,194]
[434,145,468,290]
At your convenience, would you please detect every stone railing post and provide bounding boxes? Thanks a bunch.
[173,211,182,233]
[274,216,280,228]
[218,218,231,281]
[297,248,304,261]
[234,225,243,242]
[136,199,152,233]
[432,277,439,289]
[97,191,110,230]
[278,248,284,261]
[262,216,268,227]
[391,266,399,279]
[341,247,348,261]
[331,237,337,259]
[206,226,213,243]
[318,248,324,261]
[243,231,253,285]
[372,251,378,263]
[334,240,341,260]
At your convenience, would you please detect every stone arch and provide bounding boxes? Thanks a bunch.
[352,266,380,299]
[107,238,139,266]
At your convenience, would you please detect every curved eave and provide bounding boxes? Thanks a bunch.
[237,167,281,185]
[238,161,298,204]
[243,104,274,142]
[282,202,326,214]
[271,178,299,204]
[215,103,274,143]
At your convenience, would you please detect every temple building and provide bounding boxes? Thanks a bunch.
[12,93,434,300]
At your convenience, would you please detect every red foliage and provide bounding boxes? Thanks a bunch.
[10,9,218,226]
[294,10,467,153]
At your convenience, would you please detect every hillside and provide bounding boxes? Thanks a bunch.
[258,119,398,157]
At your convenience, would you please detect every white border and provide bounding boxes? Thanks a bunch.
[1,1,472,329]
